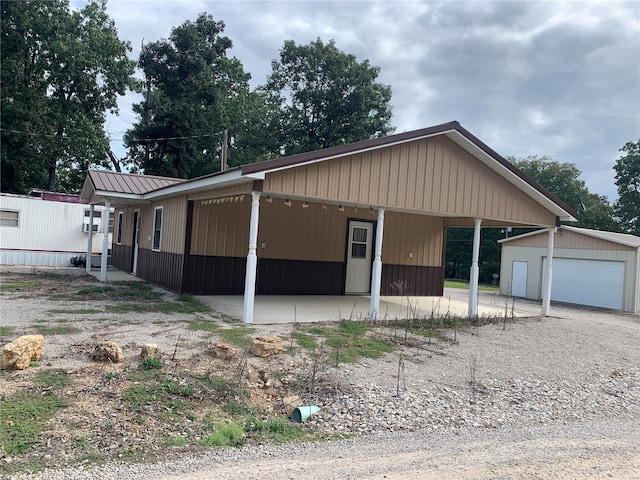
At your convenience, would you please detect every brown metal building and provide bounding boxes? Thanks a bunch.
[80,121,577,323]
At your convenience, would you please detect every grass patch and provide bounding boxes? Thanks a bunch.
[46,308,103,315]
[197,422,245,447]
[0,281,39,292]
[106,295,209,315]
[218,327,256,349]
[291,331,317,350]
[0,325,16,336]
[34,369,70,390]
[77,285,114,295]
[32,324,82,336]
[187,319,223,334]
[444,280,499,291]
[244,415,311,443]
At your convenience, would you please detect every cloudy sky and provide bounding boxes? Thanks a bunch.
[87,0,639,202]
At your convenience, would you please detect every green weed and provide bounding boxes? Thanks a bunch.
[218,327,255,349]
[292,331,317,350]
[32,324,81,336]
[0,325,16,336]
[34,369,70,390]
[141,357,163,370]
[244,415,311,443]
[0,281,39,292]
[47,308,103,315]
[77,286,114,295]
[197,422,244,447]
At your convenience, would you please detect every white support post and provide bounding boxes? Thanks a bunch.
[370,208,385,319]
[541,227,556,316]
[468,217,482,316]
[99,200,111,282]
[86,204,94,274]
[242,192,261,324]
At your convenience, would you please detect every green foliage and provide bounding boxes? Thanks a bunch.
[47,308,103,315]
[0,392,69,455]
[614,140,640,235]
[244,416,310,443]
[78,286,114,295]
[32,324,81,336]
[263,38,394,156]
[292,331,317,350]
[34,369,70,389]
[0,325,16,337]
[141,357,163,370]
[197,422,245,447]
[444,280,499,291]
[0,0,136,193]
[125,13,275,178]
[218,327,256,349]
[0,281,39,292]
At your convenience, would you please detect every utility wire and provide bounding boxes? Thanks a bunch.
[0,127,224,143]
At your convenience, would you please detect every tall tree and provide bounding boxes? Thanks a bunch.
[125,14,278,178]
[262,38,394,156]
[613,140,640,235]
[0,0,136,193]
[510,156,619,232]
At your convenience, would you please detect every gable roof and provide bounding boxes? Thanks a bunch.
[81,170,186,200]
[499,225,640,248]
[80,121,578,222]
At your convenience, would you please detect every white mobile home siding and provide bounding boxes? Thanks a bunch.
[0,194,107,267]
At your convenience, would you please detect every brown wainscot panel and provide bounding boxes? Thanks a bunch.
[381,264,445,296]
[111,244,132,273]
[136,248,184,293]
[182,256,345,295]
[257,258,345,295]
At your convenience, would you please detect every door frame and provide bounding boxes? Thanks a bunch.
[344,218,376,294]
[131,209,141,275]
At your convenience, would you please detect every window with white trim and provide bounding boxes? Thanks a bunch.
[116,211,124,245]
[0,209,19,227]
[152,206,163,251]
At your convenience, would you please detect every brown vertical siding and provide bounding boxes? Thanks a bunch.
[134,196,187,255]
[111,243,132,272]
[190,197,251,257]
[263,136,557,226]
[381,265,445,296]
[383,213,444,266]
[136,248,184,292]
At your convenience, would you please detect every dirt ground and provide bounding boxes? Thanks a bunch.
[1,268,639,479]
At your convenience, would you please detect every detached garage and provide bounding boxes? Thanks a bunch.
[499,226,640,314]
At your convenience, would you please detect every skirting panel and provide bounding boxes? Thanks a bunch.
[381,264,445,296]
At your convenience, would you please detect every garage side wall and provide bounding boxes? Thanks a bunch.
[501,243,638,312]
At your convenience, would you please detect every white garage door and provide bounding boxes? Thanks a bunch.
[542,258,624,310]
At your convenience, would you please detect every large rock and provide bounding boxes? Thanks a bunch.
[91,341,123,363]
[140,344,162,362]
[283,395,302,418]
[0,335,44,370]
[250,336,284,357]
[207,341,239,360]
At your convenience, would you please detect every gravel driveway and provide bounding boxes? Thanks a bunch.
[8,274,638,480]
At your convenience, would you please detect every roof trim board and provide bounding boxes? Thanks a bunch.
[499,226,640,248]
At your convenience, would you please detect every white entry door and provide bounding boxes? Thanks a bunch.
[132,210,141,275]
[511,261,528,297]
[345,221,373,294]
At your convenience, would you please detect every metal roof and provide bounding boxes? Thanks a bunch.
[88,170,185,195]
[499,225,640,248]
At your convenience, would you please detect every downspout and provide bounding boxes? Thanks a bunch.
[634,246,640,315]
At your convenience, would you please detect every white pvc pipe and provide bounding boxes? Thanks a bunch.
[99,199,110,282]
[242,192,261,323]
[541,227,556,316]
[86,204,94,274]
[370,208,385,319]
[468,217,482,316]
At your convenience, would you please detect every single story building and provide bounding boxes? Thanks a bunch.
[499,226,640,313]
[0,191,110,267]
[80,121,578,322]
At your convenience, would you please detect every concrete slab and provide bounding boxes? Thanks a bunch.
[86,268,144,284]
[195,289,542,325]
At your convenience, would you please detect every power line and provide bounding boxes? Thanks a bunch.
[1,127,224,143]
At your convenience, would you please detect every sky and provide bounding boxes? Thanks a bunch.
[88,0,640,203]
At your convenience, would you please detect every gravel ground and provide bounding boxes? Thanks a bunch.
[3,269,640,479]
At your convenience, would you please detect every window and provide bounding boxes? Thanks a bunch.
[351,227,368,258]
[0,209,19,227]
[116,211,124,245]
[152,206,163,251]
